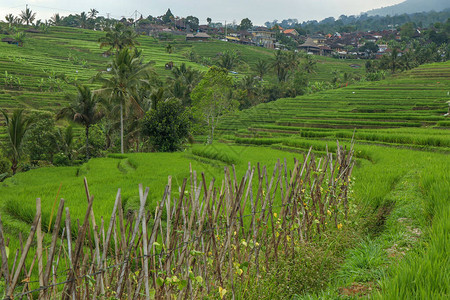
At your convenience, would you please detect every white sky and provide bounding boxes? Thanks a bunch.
[1,0,405,25]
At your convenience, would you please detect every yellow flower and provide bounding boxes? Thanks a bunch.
[219,287,227,299]
[327,210,331,216]
[337,223,343,230]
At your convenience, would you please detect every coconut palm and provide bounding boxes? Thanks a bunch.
[382,47,404,73]
[99,23,140,54]
[217,50,240,70]
[303,55,317,74]
[20,7,36,26]
[79,12,88,29]
[93,48,153,153]
[89,8,99,19]
[56,84,104,159]
[253,58,269,81]
[273,50,290,82]
[5,14,15,25]
[50,13,62,26]
[1,109,33,174]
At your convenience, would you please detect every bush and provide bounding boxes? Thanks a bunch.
[142,99,191,152]
[53,153,71,166]
[239,245,340,299]
[24,112,61,162]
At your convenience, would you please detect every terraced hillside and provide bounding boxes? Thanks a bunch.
[0,60,448,298]
[214,61,450,298]
[218,62,450,150]
[0,26,365,115]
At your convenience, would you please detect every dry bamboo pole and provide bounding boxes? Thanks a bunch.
[0,215,11,295]
[64,207,76,300]
[35,198,45,300]
[20,251,37,300]
[116,184,148,298]
[10,249,19,285]
[62,196,93,300]
[6,210,41,298]
[44,199,65,288]
[139,184,150,300]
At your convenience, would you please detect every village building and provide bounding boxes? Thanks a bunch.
[283,29,299,37]
[251,27,276,49]
[186,32,211,41]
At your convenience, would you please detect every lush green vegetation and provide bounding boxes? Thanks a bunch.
[0,16,448,298]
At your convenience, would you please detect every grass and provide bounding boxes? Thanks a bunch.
[0,25,365,117]
[0,24,449,298]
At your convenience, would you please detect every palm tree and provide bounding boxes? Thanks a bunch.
[14,32,26,47]
[303,55,317,74]
[169,63,202,106]
[383,47,403,73]
[217,50,240,70]
[79,12,88,29]
[166,43,173,54]
[5,14,15,25]
[253,59,269,81]
[50,13,62,26]
[93,48,153,153]
[89,8,99,19]
[1,109,33,175]
[273,50,290,82]
[20,7,36,26]
[99,23,140,54]
[59,125,74,160]
[56,85,104,159]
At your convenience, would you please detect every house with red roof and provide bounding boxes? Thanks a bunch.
[283,29,299,37]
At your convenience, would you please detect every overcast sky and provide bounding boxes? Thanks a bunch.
[1,0,405,25]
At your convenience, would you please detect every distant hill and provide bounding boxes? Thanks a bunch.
[367,0,450,16]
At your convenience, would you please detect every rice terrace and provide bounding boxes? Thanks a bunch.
[0,3,449,300]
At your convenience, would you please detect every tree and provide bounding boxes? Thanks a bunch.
[216,50,240,70]
[302,55,317,74]
[253,59,270,81]
[56,85,104,159]
[58,125,74,160]
[5,14,15,25]
[207,17,212,26]
[99,23,140,54]
[273,50,290,82]
[14,32,26,47]
[169,63,202,106]
[166,43,173,54]
[400,22,415,39]
[50,13,62,26]
[185,16,199,31]
[142,99,191,152]
[359,42,379,56]
[20,7,36,26]
[1,109,33,174]
[24,111,61,163]
[94,48,153,153]
[239,18,253,31]
[89,8,99,19]
[191,67,238,144]
[380,47,403,73]
[162,9,174,24]
[79,12,88,29]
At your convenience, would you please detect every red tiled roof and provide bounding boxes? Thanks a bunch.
[284,29,296,34]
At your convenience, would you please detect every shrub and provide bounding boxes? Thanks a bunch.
[142,99,191,152]
[24,112,60,162]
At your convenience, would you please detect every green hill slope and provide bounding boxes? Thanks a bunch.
[0,26,365,115]
[218,61,450,150]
